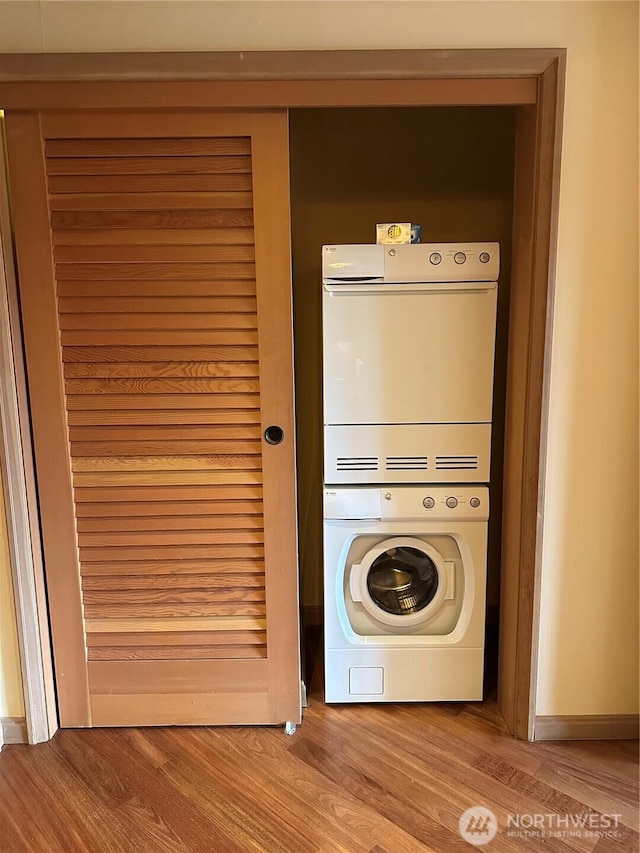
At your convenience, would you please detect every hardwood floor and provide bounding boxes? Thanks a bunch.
[0,633,637,852]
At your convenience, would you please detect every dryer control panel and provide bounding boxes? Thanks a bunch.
[322,242,499,283]
[324,485,489,521]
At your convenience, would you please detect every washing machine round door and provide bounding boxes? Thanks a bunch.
[351,536,449,628]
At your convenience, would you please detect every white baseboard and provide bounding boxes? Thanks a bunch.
[1,716,28,745]
[534,714,639,741]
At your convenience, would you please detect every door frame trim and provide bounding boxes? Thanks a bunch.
[0,48,562,82]
[0,48,566,740]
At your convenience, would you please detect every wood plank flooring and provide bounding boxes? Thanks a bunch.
[0,633,637,852]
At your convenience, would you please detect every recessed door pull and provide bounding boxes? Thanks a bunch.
[264,425,285,445]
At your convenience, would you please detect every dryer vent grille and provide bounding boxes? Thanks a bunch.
[435,455,479,470]
[336,456,379,471]
[385,456,428,471]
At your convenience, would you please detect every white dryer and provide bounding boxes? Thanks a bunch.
[324,484,488,703]
[322,243,499,484]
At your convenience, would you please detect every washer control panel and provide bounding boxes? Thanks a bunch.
[398,486,489,520]
[417,490,486,518]
[384,242,499,282]
[325,485,489,521]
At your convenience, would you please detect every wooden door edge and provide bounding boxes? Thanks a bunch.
[497,53,566,740]
[4,111,91,728]
[521,53,567,740]
[0,125,58,743]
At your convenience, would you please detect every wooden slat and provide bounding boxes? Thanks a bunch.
[82,574,265,590]
[64,361,259,379]
[55,245,255,264]
[84,600,266,618]
[49,174,253,194]
[86,630,266,646]
[62,332,259,349]
[56,262,256,279]
[65,392,259,409]
[77,514,262,532]
[59,298,256,315]
[49,192,253,211]
[58,294,256,316]
[87,645,266,660]
[62,343,258,361]
[69,423,261,439]
[85,616,266,633]
[54,228,254,246]
[65,377,258,394]
[74,484,263,503]
[80,448,256,468]
[47,155,252,175]
[46,137,252,157]
[67,409,262,426]
[79,543,264,561]
[60,314,258,331]
[83,589,266,605]
[73,471,263,487]
[72,455,261,472]
[78,529,264,546]
[71,440,260,457]
[58,281,256,298]
[75,498,263,516]
[81,560,264,576]
[84,595,265,613]
[50,208,254,229]
[53,245,254,268]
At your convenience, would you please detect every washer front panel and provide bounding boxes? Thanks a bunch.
[323,488,489,651]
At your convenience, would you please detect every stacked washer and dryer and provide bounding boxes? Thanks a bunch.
[321,242,499,703]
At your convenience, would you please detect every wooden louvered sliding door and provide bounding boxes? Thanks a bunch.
[5,110,301,727]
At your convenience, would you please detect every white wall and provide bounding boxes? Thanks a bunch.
[0,0,637,719]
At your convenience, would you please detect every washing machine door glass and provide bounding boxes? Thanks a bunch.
[366,546,438,616]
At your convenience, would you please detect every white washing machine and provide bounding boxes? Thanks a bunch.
[324,484,489,703]
[322,242,499,485]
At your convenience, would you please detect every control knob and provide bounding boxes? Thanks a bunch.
[446,496,458,509]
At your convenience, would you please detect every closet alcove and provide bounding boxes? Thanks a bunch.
[290,106,516,694]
